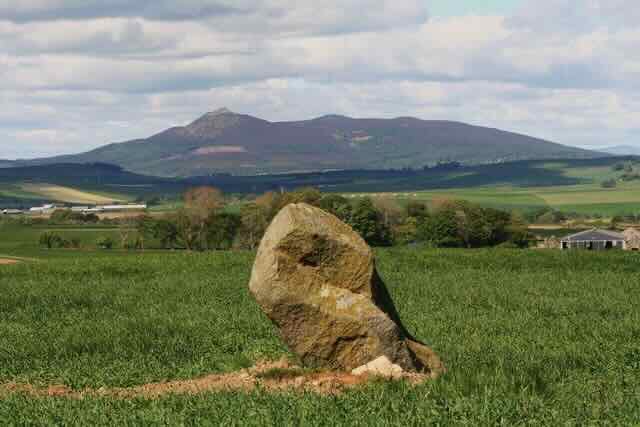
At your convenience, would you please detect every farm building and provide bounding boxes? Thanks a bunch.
[624,228,640,251]
[560,229,625,251]
[99,204,147,212]
[29,204,56,214]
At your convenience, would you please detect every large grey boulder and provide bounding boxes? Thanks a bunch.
[249,203,444,375]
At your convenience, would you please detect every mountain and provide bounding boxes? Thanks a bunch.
[22,109,603,176]
[600,145,640,156]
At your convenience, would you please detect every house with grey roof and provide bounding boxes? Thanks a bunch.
[560,229,625,251]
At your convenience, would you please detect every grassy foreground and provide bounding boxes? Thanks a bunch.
[1,249,639,425]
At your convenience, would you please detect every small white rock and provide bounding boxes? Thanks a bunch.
[351,356,404,378]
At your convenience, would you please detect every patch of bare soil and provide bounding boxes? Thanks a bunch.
[0,258,19,265]
[0,359,433,400]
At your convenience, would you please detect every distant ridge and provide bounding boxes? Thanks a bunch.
[600,145,640,156]
[18,109,603,177]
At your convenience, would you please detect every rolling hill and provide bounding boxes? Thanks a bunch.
[601,145,640,156]
[16,109,603,177]
[2,156,639,215]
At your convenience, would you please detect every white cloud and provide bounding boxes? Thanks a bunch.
[1,0,639,159]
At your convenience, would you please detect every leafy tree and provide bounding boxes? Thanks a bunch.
[135,215,155,250]
[235,188,325,250]
[184,186,224,220]
[418,207,461,247]
[393,216,420,245]
[152,218,179,249]
[175,210,201,251]
[177,186,225,250]
[406,201,428,219]
[117,220,135,250]
[239,204,269,250]
[287,187,323,206]
[255,188,324,224]
[349,198,393,246]
[319,194,353,222]
[206,212,242,250]
[372,196,404,228]
[481,207,512,246]
[506,213,531,248]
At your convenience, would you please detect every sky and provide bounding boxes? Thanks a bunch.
[1,0,639,159]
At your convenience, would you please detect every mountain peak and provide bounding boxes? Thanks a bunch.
[206,107,234,117]
[186,108,244,138]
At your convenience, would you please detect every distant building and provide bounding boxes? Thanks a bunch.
[99,204,147,212]
[1,209,23,215]
[68,204,147,214]
[623,228,640,251]
[29,204,56,214]
[560,229,625,251]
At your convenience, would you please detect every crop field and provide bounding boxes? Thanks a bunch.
[19,183,126,204]
[0,247,639,424]
[345,181,640,216]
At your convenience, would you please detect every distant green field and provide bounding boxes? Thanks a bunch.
[2,157,639,217]
[0,223,131,258]
[345,182,640,216]
[1,249,639,424]
[334,158,640,216]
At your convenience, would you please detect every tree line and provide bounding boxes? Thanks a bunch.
[132,187,530,251]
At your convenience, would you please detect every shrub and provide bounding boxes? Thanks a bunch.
[96,236,114,250]
[83,213,100,223]
[50,209,100,224]
[601,179,617,188]
[49,209,73,223]
[39,232,65,249]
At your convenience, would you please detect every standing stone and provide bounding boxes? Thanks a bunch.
[249,203,444,375]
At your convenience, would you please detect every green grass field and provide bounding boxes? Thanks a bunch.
[0,222,128,258]
[346,181,640,216]
[1,247,639,424]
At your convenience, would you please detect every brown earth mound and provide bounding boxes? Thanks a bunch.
[0,258,19,265]
[0,359,434,400]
